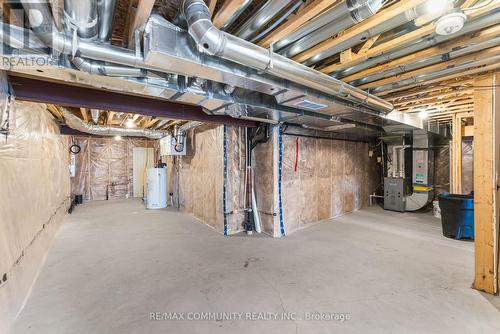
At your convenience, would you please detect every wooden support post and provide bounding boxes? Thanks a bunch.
[451,113,463,194]
[473,73,499,294]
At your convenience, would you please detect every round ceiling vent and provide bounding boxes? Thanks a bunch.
[435,12,467,36]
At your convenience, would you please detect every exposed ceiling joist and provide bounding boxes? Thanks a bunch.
[128,0,155,47]
[258,0,340,47]
[292,0,428,63]
[213,0,248,28]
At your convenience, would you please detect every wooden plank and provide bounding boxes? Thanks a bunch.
[339,48,353,64]
[292,0,429,63]
[207,0,218,16]
[258,0,340,47]
[473,73,498,294]
[107,111,115,125]
[359,46,500,90]
[342,25,500,83]
[128,0,155,47]
[451,113,463,194]
[80,108,89,122]
[320,0,500,74]
[213,0,248,28]
[376,62,500,96]
[357,34,380,55]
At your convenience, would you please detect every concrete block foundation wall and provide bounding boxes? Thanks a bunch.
[0,101,70,333]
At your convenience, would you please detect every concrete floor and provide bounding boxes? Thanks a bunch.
[11,199,500,334]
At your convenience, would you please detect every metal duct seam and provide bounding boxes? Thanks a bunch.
[97,0,118,42]
[61,107,170,139]
[182,0,393,113]
[63,0,145,77]
[302,2,435,66]
[234,0,293,40]
[273,0,376,50]
[279,0,382,59]
[331,9,500,78]
[72,56,147,77]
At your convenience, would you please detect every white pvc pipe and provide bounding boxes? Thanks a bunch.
[252,186,262,233]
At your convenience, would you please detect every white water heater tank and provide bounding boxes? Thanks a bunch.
[146,167,167,209]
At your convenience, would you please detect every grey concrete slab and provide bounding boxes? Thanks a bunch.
[10,200,500,334]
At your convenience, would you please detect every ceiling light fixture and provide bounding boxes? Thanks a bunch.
[435,12,467,35]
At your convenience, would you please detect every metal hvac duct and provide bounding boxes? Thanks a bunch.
[331,9,500,78]
[97,0,118,41]
[182,0,393,112]
[274,0,377,50]
[302,3,442,66]
[349,35,500,86]
[219,0,254,30]
[90,109,101,124]
[63,0,98,39]
[371,51,500,93]
[61,107,170,139]
[63,0,144,77]
[234,0,293,40]
[279,0,383,58]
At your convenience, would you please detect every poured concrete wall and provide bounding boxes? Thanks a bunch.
[0,101,70,333]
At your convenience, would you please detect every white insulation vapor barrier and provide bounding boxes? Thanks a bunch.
[69,136,159,201]
[0,100,71,333]
[253,126,378,237]
[166,124,246,235]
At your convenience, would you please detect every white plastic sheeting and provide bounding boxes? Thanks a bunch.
[70,136,158,201]
[0,101,70,333]
[166,124,246,234]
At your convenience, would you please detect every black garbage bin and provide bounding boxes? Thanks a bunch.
[437,193,474,240]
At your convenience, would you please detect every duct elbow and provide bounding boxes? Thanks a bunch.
[183,0,225,56]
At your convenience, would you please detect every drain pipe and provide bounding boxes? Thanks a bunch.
[61,108,170,138]
[182,0,393,113]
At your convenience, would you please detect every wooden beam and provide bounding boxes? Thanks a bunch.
[320,0,500,74]
[207,0,218,17]
[128,0,155,47]
[359,46,500,90]
[213,0,247,28]
[376,62,500,96]
[342,25,500,83]
[393,90,474,105]
[357,34,380,55]
[258,0,340,47]
[107,111,115,125]
[79,108,89,122]
[473,73,499,294]
[339,48,353,64]
[451,113,464,194]
[292,0,429,63]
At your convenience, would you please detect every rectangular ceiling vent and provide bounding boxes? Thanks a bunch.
[294,99,328,111]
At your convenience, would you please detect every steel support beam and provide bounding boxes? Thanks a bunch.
[9,76,257,127]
